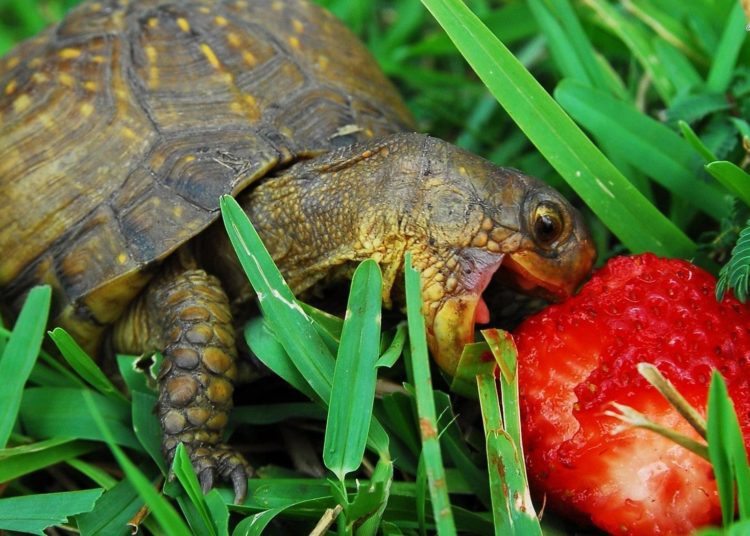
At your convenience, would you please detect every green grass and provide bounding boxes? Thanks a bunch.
[2,0,750,534]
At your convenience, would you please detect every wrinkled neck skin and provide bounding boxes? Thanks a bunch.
[200,132,467,308]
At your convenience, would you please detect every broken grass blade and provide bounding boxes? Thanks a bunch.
[324,260,383,480]
[606,402,709,460]
[479,330,540,534]
[450,342,494,399]
[404,253,456,535]
[637,363,707,438]
[0,489,103,535]
[476,372,540,535]
[0,285,51,448]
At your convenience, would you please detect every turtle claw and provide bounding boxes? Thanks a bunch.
[230,466,248,504]
[171,442,251,503]
[199,467,216,495]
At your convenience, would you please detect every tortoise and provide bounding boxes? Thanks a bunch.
[0,0,596,502]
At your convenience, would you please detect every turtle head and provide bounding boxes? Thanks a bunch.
[401,135,596,375]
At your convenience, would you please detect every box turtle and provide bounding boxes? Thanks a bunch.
[0,0,595,502]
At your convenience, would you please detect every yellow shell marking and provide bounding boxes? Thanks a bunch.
[184,155,196,162]
[214,15,228,26]
[58,48,82,59]
[121,126,137,139]
[13,94,31,113]
[227,32,241,47]
[31,72,49,83]
[242,93,260,120]
[271,1,283,10]
[147,17,159,29]
[91,55,107,64]
[176,17,190,32]
[173,206,183,218]
[4,79,16,95]
[58,72,75,87]
[28,58,43,68]
[83,81,97,91]
[80,102,94,117]
[242,51,257,66]
[145,45,159,87]
[117,253,128,265]
[288,36,300,50]
[200,44,221,70]
[292,19,304,33]
[6,56,19,69]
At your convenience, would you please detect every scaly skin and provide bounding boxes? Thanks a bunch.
[114,255,250,502]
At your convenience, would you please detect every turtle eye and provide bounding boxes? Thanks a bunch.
[533,203,564,246]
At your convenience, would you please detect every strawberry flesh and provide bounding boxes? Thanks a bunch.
[514,253,750,535]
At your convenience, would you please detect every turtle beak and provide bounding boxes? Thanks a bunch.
[425,253,504,376]
[504,237,596,301]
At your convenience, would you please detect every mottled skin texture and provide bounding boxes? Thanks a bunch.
[0,0,595,501]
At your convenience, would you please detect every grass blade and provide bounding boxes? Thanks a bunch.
[473,330,540,534]
[221,195,389,455]
[48,328,128,403]
[705,161,750,208]
[243,319,320,402]
[83,391,192,536]
[376,324,407,369]
[324,260,383,480]
[582,0,674,100]
[75,474,153,536]
[555,80,730,220]
[420,0,696,257]
[679,120,718,163]
[20,387,139,450]
[220,195,335,401]
[0,489,103,535]
[404,253,456,535]
[172,443,219,536]
[706,1,746,92]
[0,438,97,482]
[0,285,51,448]
[707,371,750,525]
[131,390,166,473]
[0,438,97,483]
[654,40,703,94]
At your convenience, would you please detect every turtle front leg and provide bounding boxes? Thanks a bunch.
[114,263,251,502]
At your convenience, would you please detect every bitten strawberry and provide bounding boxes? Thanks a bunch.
[514,253,750,535]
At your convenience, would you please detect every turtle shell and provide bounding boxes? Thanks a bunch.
[0,0,413,342]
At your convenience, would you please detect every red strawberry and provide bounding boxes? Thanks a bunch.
[514,253,750,535]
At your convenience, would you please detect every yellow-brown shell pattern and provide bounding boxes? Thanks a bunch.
[0,0,414,328]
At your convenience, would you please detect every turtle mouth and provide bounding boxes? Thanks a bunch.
[428,252,574,376]
[427,254,503,376]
